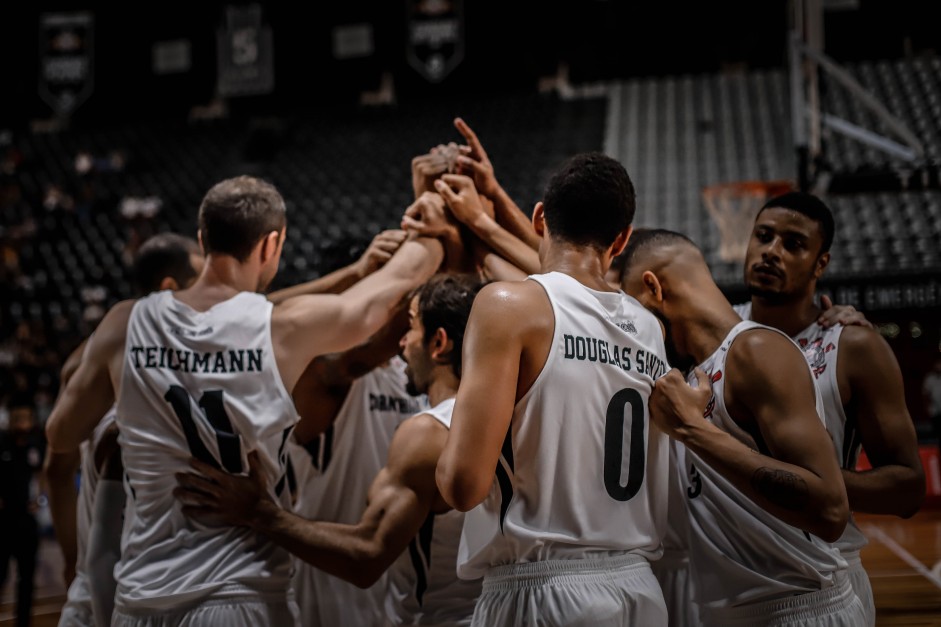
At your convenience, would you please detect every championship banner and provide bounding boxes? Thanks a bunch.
[38,12,94,115]
[405,0,464,83]
[217,4,274,97]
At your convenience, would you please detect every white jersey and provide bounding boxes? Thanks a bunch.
[736,303,867,554]
[387,398,481,626]
[679,320,848,609]
[115,291,299,611]
[458,271,670,579]
[292,358,427,626]
[60,409,117,624]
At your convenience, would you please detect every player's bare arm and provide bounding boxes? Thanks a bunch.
[43,340,89,585]
[452,117,540,251]
[175,413,449,588]
[436,281,551,511]
[652,330,849,542]
[435,174,541,275]
[271,236,443,393]
[837,325,924,517]
[267,229,407,304]
[292,302,410,444]
[45,300,133,454]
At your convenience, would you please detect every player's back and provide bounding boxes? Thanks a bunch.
[115,291,298,612]
[458,271,670,578]
[679,320,847,610]
[291,358,426,626]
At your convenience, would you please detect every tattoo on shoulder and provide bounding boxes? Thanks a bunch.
[750,467,809,511]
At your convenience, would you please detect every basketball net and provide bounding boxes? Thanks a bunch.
[701,180,795,263]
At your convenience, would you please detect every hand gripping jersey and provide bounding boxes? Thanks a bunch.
[679,319,848,609]
[60,408,117,625]
[457,271,670,579]
[387,398,481,626]
[115,291,298,611]
[291,358,428,626]
[735,303,866,555]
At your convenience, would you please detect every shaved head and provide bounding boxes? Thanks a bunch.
[620,229,705,291]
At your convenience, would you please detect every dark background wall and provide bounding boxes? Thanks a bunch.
[1,1,938,127]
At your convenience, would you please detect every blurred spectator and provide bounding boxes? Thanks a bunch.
[120,196,162,267]
[0,393,45,627]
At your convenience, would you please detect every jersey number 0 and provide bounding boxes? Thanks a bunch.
[603,388,646,501]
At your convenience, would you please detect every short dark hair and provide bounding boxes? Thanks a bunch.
[758,192,835,254]
[621,228,698,276]
[416,274,486,379]
[133,233,201,295]
[542,152,636,250]
[197,175,287,262]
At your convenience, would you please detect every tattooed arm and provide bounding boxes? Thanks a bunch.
[650,330,849,541]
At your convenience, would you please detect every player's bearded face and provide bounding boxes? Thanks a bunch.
[744,209,822,302]
[401,299,431,396]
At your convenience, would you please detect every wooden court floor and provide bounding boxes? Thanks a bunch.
[3,510,940,626]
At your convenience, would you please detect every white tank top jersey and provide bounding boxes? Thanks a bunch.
[387,397,481,626]
[735,303,867,554]
[62,408,117,619]
[457,271,671,580]
[678,319,848,609]
[115,291,299,611]
[291,358,428,626]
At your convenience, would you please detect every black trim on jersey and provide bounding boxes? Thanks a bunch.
[495,427,515,532]
[842,413,861,470]
[274,426,293,497]
[407,514,435,607]
[304,425,335,472]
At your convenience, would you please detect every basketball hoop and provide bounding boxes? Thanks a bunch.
[701,180,795,263]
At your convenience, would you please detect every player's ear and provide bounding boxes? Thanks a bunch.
[197,230,206,255]
[431,328,452,364]
[641,270,663,304]
[610,225,633,258]
[814,251,830,278]
[532,202,546,237]
[159,277,180,291]
[260,230,280,264]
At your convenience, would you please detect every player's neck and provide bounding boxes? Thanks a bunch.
[749,293,819,337]
[174,256,261,310]
[426,371,459,407]
[541,243,616,293]
[683,297,743,364]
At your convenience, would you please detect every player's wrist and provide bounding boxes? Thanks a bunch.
[247,497,280,531]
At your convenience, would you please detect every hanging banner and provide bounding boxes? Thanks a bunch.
[38,12,94,115]
[217,4,274,97]
[405,0,464,83]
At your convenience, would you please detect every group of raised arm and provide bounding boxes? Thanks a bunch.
[42,118,924,627]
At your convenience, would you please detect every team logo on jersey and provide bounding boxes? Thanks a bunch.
[617,320,638,335]
[796,337,835,378]
[700,370,721,421]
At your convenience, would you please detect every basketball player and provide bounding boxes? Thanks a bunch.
[49,233,204,627]
[175,274,485,625]
[737,192,925,624]
[436,153,670,626]
[285,247,429,626]
[44,175,444,626]
[621,229,865,626]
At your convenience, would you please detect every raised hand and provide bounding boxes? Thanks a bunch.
[411,144,459,200]
[434,174,493,225]
[400,191,458,239]
[355,229,408,278]
[453,118,500,199]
